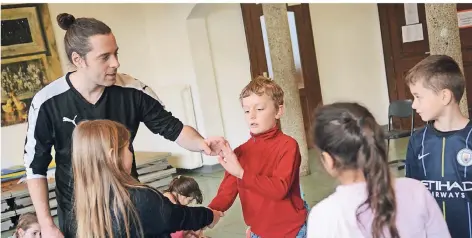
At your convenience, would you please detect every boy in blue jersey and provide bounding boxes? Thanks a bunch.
[405,55,472,238]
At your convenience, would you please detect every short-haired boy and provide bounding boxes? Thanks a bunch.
[405,55,472,238]
[209,76,308,237]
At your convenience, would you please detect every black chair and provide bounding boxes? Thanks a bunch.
[384,100,415,170]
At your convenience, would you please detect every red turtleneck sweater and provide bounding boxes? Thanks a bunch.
[209,126,307,238]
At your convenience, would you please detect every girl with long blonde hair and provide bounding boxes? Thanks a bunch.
[72,119,221,238]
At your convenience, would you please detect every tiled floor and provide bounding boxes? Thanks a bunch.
[197,138,408,237]
[1,138,409,238]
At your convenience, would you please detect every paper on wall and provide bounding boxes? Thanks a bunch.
[402,23,424,43]
[404,3,419,25]
[458,10,472,29]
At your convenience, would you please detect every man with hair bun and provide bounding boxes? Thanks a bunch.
[23,13,226,238]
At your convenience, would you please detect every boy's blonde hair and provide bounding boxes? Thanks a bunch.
[240,76,284,109]
[72,119,147,238]
[14,213,38,238]
[405,55,465,103]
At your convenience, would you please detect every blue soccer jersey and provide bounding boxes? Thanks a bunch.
[406,121,472,238]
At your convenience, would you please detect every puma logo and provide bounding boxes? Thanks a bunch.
[63,115,77,127]
[418,153,430,160]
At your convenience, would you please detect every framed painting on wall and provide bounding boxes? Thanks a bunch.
[1,3,63,127]
[1,6,47,58]
[1,54,51,126]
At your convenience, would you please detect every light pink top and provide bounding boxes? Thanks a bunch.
[307,178,451,238]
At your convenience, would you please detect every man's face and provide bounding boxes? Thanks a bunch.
[79,33,120,87]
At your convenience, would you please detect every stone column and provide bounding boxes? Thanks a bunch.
[262,4,310,176]
[425,4,468,117]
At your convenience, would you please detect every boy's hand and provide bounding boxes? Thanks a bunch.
[218,142,244,179]
[183,230,200,238]
[208,209,224,228]
[202,137,227,156]
[184,229,205,238]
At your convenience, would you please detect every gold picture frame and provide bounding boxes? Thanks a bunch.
[1,6,46,57]
[1,54,50,126]
[1,4,63,127]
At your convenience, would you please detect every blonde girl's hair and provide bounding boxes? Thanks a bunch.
[72,119,147,238]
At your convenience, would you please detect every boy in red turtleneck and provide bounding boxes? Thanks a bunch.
[208,76,308,238]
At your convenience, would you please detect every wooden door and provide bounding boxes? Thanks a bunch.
[378,4,429,129]
[379,4,472,129]
[240,3,323,148]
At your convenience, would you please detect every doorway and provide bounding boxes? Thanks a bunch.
[378,3,472,129]
[240,3,323,147]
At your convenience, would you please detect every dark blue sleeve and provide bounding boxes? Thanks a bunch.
[133,188,213,235]
[405,134,418,179]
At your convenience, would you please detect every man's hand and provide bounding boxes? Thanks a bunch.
[218,142,244,179]
[201,136,227,156]
[175,126,227,155]
[208,209,224,229]
[41,224,64,238]
[27,178,61,237]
